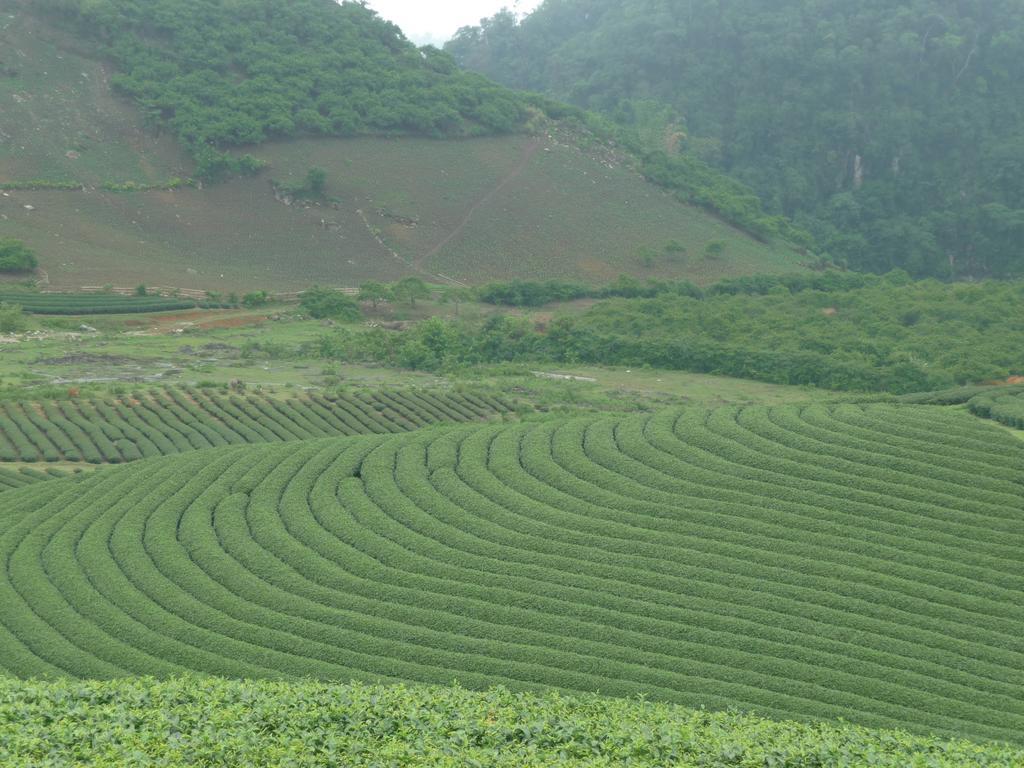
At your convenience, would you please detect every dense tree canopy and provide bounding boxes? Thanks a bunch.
[447,1,1024,279]
[36,0,531,178]
[0,240,38,273]
[321,274,1024,392]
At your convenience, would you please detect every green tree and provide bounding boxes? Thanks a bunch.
[301,286,361,321]
[306,167,327,196]
[357,281,393,309]
[242,291,270,308]
[441,287,475,316]
[392,277,431,307]
[0,240,38,273]
[0,303,27,333]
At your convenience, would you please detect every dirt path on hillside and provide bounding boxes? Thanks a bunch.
[418,138,543,268]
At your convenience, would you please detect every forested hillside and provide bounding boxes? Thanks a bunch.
[35,0,531,178]
[448,0,1024,279]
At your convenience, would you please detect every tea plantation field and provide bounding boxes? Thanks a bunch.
[0,387,514,464]
[0,403,1021,744]
[969,386,1024,430]
[2,678,1019,767]
[0,292,206,315]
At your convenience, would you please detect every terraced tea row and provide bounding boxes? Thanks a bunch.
[969,386,1024,430]
[0,292,209,315]
[0,466,76,491]
[0,388,513,464]
[0,403,1021,743]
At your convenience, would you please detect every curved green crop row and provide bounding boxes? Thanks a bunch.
[0,388,514,465]
[0,404,1021,744]
[1,678,1019,767]
[969,386,1024,430]
[0,465,80,491]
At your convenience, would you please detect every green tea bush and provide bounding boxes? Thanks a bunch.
[0,404,1020,744]
[0,388,514,464]
[2,678,1019,768]
[968,386,1024,429]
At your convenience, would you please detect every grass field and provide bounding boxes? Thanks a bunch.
[2,678,1019,768]
[1,403,1021,744]
[257,136,805,286]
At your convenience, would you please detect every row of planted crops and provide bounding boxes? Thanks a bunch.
[968,385,1024,430]
[0,292,212,315]
[2,677,1019,767]
[0,388,513,464]
[0,403,1021,745]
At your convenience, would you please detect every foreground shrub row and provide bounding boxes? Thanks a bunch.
[1,678,1019,768]
[0,388,512,464]
[0,404,1020,744]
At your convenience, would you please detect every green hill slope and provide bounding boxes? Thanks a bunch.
[0,0,804,291]
[1,404,1021,743]
[2,678,1020,767]
[448,0,1024,280]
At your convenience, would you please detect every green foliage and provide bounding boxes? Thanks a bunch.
[0,291,202,315]
[134,284,147,297]
[273,167,330,200]
[476,271,872,308]
[334,275,1024,392]
[640,152,814,246]
[558,277,1024,392]
[704,240,727,259]
[36,0,533,179]
[1,678,1020,767]
[0,404,1022,745]
[393,277,432,307]
[241,291,270,309]
[299,286,361,321]
[0,240,38,274]
[478,280,591,307]
[0,303,28,334]
[0,387,514,464]
[968,386,1024,429]
[306,167,327,196]
[357,281,394,308]
[449,0,1024,278]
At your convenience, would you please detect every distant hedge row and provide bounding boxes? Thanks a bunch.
[0,292,208,315]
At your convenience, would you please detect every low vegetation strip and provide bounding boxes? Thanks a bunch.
[0,388,514,464]
[1,678,1018,768]
[0,404,1020,744]
[0,292,208,315]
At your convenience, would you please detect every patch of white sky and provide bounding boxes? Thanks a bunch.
[361,0,543,47]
